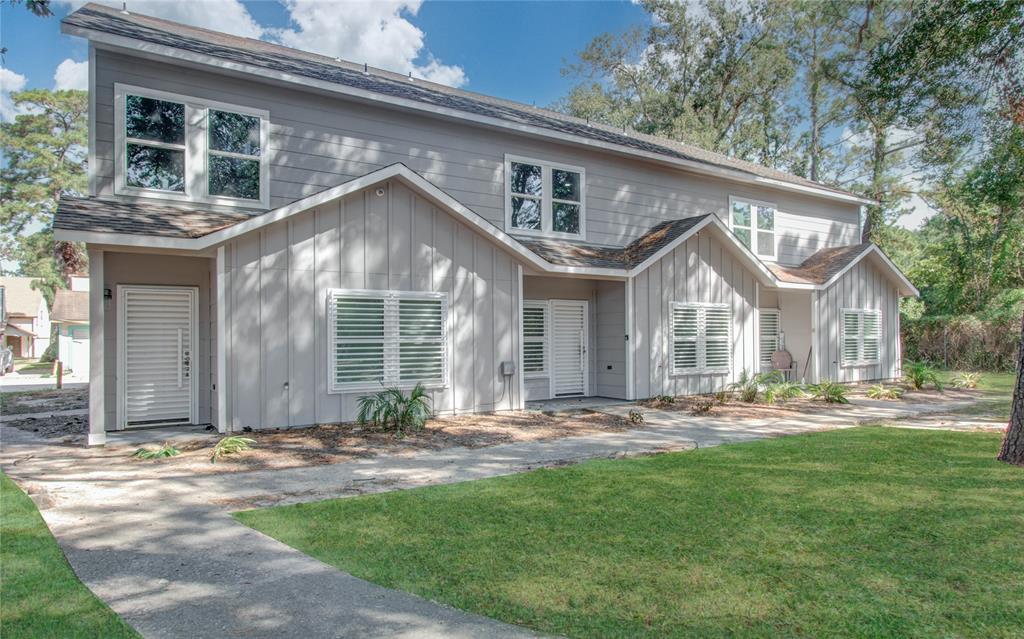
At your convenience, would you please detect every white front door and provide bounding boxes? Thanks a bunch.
[551,299,588,397]
[117,285,198,429]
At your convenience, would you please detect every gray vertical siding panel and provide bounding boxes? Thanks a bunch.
[815,258,902,384]
[632,233,757,399]
[224,181,527,428]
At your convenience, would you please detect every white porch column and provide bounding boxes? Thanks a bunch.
[625,277,635,401]
[87,249,106,446]
[215,246,228,432]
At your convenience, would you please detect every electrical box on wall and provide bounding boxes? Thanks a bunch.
[500,360,516,376]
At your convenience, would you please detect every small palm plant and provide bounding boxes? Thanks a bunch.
[729,370,783,403]
[211,435,255,463]
[762,381,805,405]
[867,384,904,400]
[903,361,943,391]
[132,443,180,459]
[357,383,432,436]
[951,372,980,389]
[806,380,850,404]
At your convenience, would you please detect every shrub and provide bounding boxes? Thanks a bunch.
[867,384,904,400]
[713,391,729,405]
[729,370,783,403]
[356,383,432,435]
[762,381,805,405]
[132,443,180,459]
[901,310,1020,372]
[211,436,255,463]
[628,409,645,424]
[690,398,715,415]
[654,395,675,404]
[903,361,944,391]
[807,380,850,404]
[951,372,981,389]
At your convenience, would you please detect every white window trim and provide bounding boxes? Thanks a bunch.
[670,301,732,375]
[522,300,550,379]
[728,195,777,261]
[114,83,270,209]
[759,308,781,368]
[840,308,882,367]
[504,154,587,240]
[326,288,449,394]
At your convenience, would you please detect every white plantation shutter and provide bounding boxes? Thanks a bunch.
[841,309,881,366]
[672,303,732,374]
[759,310,780,367]
[522,302,548,375]
[329,290,447,392]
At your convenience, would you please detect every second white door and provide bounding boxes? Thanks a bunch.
[551,299,588,397]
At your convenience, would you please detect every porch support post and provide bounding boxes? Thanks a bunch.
[215,246,228,433]
[515,263,525,410]
[87,248,106,446]
[625,277,635,400]
[810,290,820,383]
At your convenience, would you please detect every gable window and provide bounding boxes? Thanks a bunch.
[671,302,731,374]
[328,289,448,393]
[759,309,780,368]
[115,84,269,208]
[841,308,881,366]
[729,197,776,259]
[506,155,585,238]
[522,301,549,376]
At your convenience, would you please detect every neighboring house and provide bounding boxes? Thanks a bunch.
[0,276,51,358]
[55,4,917,446]
[52,275,91,376]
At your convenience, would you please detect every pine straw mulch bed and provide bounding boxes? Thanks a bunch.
[0,387,89,416]
[4,410,634,475]
[638,385,982,420]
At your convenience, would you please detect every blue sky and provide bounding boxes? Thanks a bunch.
[1,1,649,108]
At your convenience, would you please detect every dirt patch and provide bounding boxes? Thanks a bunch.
[639,386,981,420]
[1,387,88,416]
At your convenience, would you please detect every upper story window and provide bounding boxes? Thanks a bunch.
[505,155,585,239]
[729,196,776,259]
[114,84,269,208]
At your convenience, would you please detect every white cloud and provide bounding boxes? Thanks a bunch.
[271,0,466,87]
[60,0,264,39]
[1,67,29,122]
[54,58,89,90]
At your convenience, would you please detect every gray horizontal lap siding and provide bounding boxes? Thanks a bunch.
[93,49,859,263]
[223,180,522,429]
[631,232,759,399]
[816,259,901,383]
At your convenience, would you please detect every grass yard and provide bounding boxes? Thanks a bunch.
[939,370,1016,419]
[238,427,1024,639]
[0,473,139,638]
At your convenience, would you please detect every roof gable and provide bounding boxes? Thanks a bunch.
[0,277,46,317]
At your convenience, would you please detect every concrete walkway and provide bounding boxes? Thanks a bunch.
[0,395,989,639]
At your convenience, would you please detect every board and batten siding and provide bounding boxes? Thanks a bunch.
[92,48,859,265]
[221,180,524,430]
[630,232,759,399]
[815,258,901,383]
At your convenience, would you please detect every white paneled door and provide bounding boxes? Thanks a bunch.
[118,285,198,429]
[551,299,588,397]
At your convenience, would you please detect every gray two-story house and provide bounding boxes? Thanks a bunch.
[55,4,917,445]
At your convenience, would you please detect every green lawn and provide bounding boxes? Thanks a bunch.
[938,370,1016,419]
[0,473,139,638]
[238,428,1024,638]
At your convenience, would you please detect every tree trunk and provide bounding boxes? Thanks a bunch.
[997,310,1024,465]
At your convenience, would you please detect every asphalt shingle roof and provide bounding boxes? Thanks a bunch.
[63,3,859,201]
[518,216,711,269]
[51,289,89,323]
[766,243,871,285]
[54,196,252,239]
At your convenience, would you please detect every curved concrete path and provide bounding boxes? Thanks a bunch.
[0,394,987,638]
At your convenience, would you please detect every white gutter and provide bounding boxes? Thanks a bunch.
[63,23,873,208]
